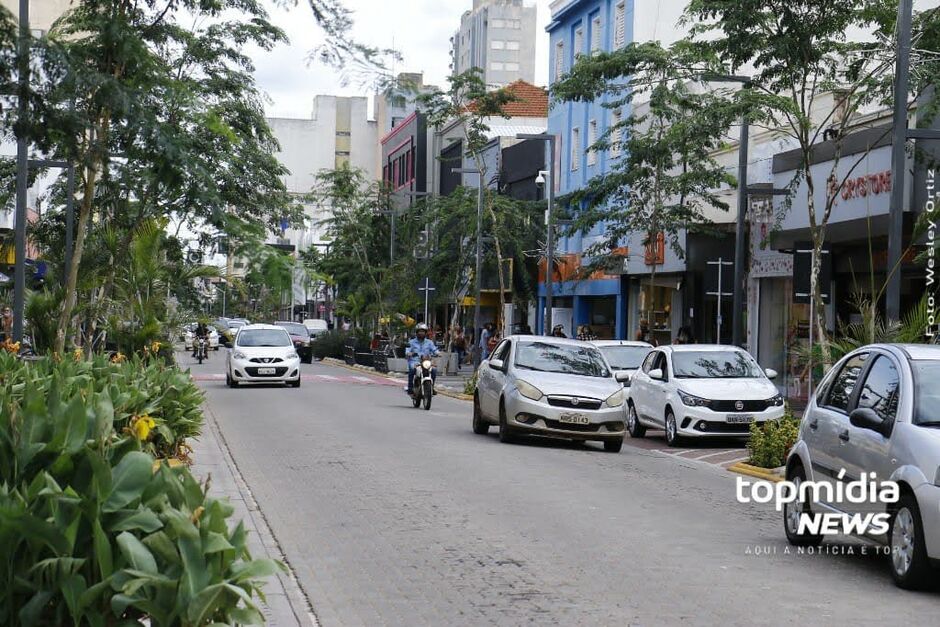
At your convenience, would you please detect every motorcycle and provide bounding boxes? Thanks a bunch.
[195,336,209,364]
[410,356,436,411]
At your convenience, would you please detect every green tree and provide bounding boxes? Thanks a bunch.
[551,41,743,320]
[683,0,940,363]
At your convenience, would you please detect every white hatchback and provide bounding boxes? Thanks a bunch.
[626,345,784,446]
[225,324,302,388]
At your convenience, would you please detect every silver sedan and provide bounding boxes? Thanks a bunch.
[472,336,630,452]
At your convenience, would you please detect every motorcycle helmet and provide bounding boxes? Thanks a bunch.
[416,323,429,332]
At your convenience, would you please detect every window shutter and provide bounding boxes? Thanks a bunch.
[574,28,584,58]
[587,120,598,166]
[614,2,626,49]
[591,17,602,54]
[571,127,581,171]
[611,109,622,157]
[554,41,564,81]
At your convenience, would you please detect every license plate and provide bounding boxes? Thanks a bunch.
[726,414,755,424]
[257,367,276,375]
[559,413,589,425]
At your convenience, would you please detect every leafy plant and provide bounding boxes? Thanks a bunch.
[463,371,479,396]
[311,330,350,360]
[747,409,800,469]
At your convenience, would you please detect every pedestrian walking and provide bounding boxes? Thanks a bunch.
[636,319,657,346]
[451,325,467,371]
[0,305,11,341]
[577,325,598,341]
[552,324,567,338]
[675,325,695,345]
[487,329,500,355]
[479,323,493,361]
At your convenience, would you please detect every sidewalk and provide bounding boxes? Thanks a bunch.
[191,403,317,627]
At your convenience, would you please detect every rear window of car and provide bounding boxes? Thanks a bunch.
[236,329,291,347]
[600,346,652,370]
[277,323,308,336]
[912,361,940,426]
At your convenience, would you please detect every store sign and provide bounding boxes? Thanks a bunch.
[774,145,896,232]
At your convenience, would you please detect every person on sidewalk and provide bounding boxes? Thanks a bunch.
[0,305,11,342]
[479,323,493,361]
[577,325,598,341]
[551,324,567,338]
[451,325,467,371]
[405,323,439,395]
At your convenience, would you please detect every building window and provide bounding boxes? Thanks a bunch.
[505,62,520,71]
[554,41,564,80]
[491,18,505,28]
[491,61,504,71]
[571,127,581,171]
[491,40,505,50]
[587,119,598,166]
[506,40,520,51]
[591,16,602,54]
[611,109,623,157]
[574,27,584,58]
[645,232,665,265]
[614,2,626,49]
[336,130,351,137]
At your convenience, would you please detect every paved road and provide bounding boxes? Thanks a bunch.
[188,352,940,626]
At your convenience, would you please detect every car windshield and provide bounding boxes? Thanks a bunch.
[672,350,761,379]
[514,342,610,378]
[913,361,940,426]
[278,323,308,336]
[228,321,245,328]
[600,346,651,370]
[236,329,291,347]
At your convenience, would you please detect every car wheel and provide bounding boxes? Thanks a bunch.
[226,372,238,388]
[783,464,822,547]
[303,354,313,364]
[664,410,681,447]
[498,400,514,444]
[472,393,489,434]
[627,403,646,438]
[890,494,932,589]
[604,438,624,453]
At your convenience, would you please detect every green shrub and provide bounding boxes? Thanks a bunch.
[747,407,800,469]
[311,330,349,360]
[0,352,279,625]
[463,370,478,396]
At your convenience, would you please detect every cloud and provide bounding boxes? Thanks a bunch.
[252,0,552,120]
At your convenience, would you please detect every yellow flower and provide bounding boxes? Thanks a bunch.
[72,348,83,361]
[111,352,126,363]
[131,415,156,441]
[1,340,20,354]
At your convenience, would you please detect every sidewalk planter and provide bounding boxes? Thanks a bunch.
[437,351,458,375]
[729,462,785,482]
[355,351,375,368]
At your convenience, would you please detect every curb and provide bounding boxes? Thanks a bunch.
[321,357,473,402]
[727,462,785,483]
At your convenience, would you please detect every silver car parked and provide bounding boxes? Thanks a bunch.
[785,344,940,589]
[472,336,630,452]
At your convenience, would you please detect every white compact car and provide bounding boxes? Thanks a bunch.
[626,345,784,446]
[592,340,653,388]
[225,324,302,388]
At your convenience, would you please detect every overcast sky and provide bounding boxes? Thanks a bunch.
[253,0,553,119]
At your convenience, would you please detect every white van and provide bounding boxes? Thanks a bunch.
[302,318,330,338]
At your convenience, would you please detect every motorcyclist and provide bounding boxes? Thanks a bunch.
[406,323,439,395]
[192,321,210,358]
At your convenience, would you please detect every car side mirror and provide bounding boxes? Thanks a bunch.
[489,358,505,371]
[223,340,232,349]
[765,368,778,380]
[615,371,632,384]
[649,368,664,381]
[850,407,885,434]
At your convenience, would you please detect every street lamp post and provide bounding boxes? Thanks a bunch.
[452,167,484,368]
[516,134,556,336]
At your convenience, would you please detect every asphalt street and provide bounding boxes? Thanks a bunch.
[187,351,940,626]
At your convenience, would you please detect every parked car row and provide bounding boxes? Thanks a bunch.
[473,336,784,451]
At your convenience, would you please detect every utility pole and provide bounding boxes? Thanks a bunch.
[12,0,29,342]
[516,134,556,335]
[731,90,750,347]
[886,0,913,322]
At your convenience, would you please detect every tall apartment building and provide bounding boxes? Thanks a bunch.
[451,0,537,88]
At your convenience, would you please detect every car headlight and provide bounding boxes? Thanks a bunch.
[605,389,625,408]
[233,351,247,360]
[678,390,711,408]
[287,350,299,360]
[516,380,543,401]
[422,359,432,370]
[768,393,784,406]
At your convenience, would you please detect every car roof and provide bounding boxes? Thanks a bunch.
[509,335,600,348]
[592,340,652,348]
[660,344,747,353]
[274,321,304,325]
[237,324,288,332]
[862,343,940,361]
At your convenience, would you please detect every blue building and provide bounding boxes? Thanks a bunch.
[540,0,637,339]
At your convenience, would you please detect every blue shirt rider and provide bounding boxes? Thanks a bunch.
[406,323,439,395]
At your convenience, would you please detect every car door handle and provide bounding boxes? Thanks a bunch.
[839,430,850,442]
[809,419,818,430]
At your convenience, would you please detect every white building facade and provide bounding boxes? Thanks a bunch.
[451,0,538,88]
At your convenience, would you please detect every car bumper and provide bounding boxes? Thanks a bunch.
[505,393,626,442]
[675,404,786,438]
[230,358,302,383]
